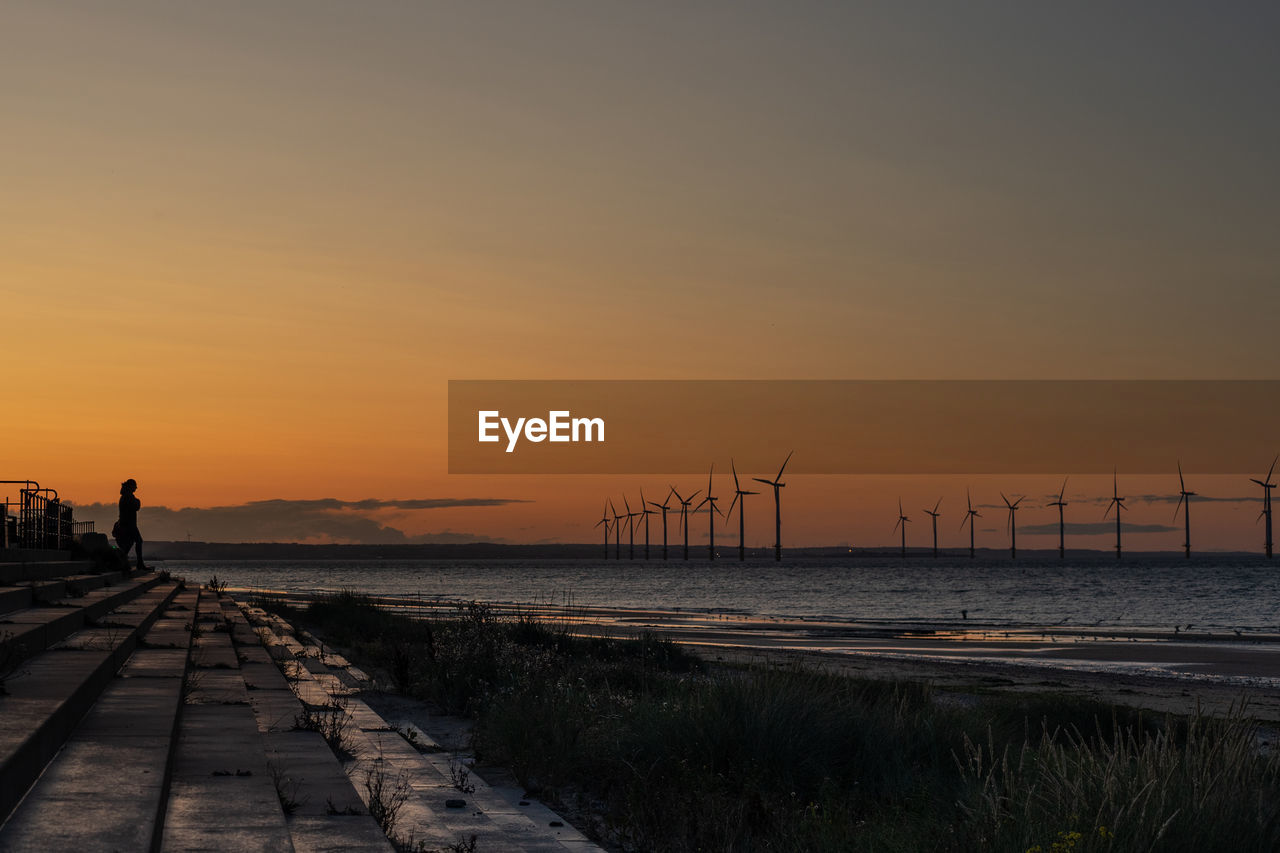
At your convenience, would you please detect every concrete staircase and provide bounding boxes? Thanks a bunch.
[0,560,184,839]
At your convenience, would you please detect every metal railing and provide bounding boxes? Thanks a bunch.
[1,480,92,550]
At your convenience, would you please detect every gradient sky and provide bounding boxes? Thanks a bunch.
[5,2,1279,548]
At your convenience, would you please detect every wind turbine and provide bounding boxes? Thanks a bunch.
[694,465,723,560]
[923,498,942,558]
[672,486,700,561]
[1001,493,1024,560]
[594,501,610,560]
[623,495,640,559]
[892,499,910,558]
[726,460,759,562]
[1251,455,1277,559]
[1103,471,1126,559]
[961,489,981,559]
[1048,478,1068,559]
[648,487,675,560]
[610,499,623,560]
[753,450,794,562]
[636,488,656,560]
[1174,462,1195,559]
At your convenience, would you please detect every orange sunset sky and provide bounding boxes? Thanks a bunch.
[5,3,1279,550]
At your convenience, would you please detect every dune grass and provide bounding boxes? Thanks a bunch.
[285,591,1280,852]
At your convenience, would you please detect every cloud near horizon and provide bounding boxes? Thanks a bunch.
[1019,522,1179,536]
[73,497,529,544]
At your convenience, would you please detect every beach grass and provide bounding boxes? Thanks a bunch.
[282,592,1280,852]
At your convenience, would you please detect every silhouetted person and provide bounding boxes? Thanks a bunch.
[116,478,148,571]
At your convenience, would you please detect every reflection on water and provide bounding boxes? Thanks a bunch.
[164,556,1280,632]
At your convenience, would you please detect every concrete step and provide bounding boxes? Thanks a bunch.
[0,573,168,664]
[0,590,197,850]
[0,581,183,820]
[0,560,92,585]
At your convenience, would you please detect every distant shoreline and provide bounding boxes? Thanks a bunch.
[147,540,1265,562]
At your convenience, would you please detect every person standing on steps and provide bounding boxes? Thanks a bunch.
[116,478,148,571]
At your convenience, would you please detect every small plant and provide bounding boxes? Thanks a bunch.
[446,836,478,853]
[364,760,412,837]
[448,757,476,794]
[294,699,355,759]
[326,797,364,816]
[268,761,305,814]
[206,575,227,597]
[181,663,205,702]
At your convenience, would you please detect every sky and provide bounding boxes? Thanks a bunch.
[4,2,1279,549]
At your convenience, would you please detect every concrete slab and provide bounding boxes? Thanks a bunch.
[186,669,250,705]
[287,815,394,852]
[251,689,305,734]
[121,648,188,677]
[264,730,367,817]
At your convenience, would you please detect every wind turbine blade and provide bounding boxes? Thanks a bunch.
[731,459,740,491]
[933,497,942,514]
[1174,494,1184,522]
[707,464,714,495]
[1268,454,1278,483]
[776,450,794,482]
[1001,492,1011,508]
[1178,461,1185,492]
[695,497,709,511]
[1058,477,1068,502]
[893,518,902,534]
[728,493,739,516]
[1013,497,1024,508]
[688,490,701,503]
[752,478,775,487]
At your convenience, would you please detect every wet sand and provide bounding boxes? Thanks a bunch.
[241,587,1280,720]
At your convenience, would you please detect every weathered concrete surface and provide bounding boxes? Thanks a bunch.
[0,584,188,845]
[0,581,181,819]
[161,704,294,852]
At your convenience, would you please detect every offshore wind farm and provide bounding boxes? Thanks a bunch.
[589,455,1280,562]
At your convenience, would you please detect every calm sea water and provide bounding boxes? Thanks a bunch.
[160,557,1280,632]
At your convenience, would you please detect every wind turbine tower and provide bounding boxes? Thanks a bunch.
[727,460,759,562]
[1001,493,1024,560]
[694,465,723,560]
[753,451,794,563]
[649,488,675,560]
[672,487,700,561]
[893,499,910,558]
[923,498,941,558]
[1174,463,1195,559]
[961,489,981,559]
[1251,456,1277,559]
[1048,478,1068,559]
[1103,472,1126,559]
[636,488,656,560]
[594,501,610,560]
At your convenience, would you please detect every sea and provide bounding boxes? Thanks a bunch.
[159,556,1280,634]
